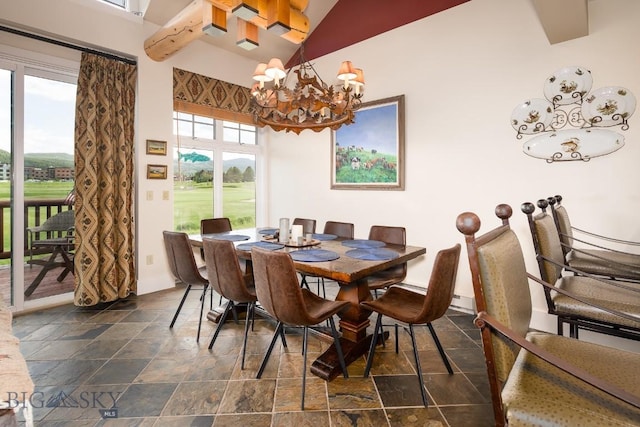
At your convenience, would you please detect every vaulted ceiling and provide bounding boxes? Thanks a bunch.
[142,0,589,65]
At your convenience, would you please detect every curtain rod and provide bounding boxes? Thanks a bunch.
[0,25,137,66]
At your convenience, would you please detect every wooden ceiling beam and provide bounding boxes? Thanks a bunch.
[144,0,309,61]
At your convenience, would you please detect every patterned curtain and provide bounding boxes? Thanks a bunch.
[73,53,137,306]
[173,68,253,124]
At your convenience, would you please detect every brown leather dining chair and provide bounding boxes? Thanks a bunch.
[361,244,461,407]
[301,221,355,297]
[202,238,257,369]
[163,231,209,342]
[251,247,349,410]
[366,225,407,297]
[200,217,232,260]
[292,217,316,234]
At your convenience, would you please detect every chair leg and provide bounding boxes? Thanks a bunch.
[170,285,191,329]
[301,326,308,410]
[257,322,283,379]
[241,302,253,370]
[196,285,208,342]
[394,323,399,353]
[208,301,232,350]
[409,324,429,407]
[426,323,453,374]
[364,313,382,377]
[328,317,348,379]
[300,274,310,290]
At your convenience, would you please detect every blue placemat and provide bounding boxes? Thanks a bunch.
[237,241,285,251]
[289,249,340,262]
[206,233,250,242]
[258,228,279,235]
[345,248,399,261]
[312,233,338,241]
[341,239,386,249]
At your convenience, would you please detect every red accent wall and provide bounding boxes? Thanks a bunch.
[286,0,469,67]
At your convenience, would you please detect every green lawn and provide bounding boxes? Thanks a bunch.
[0,180,255,259]
[173,181,256,233]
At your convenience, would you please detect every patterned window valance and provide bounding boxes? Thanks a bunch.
[173,67,253,125]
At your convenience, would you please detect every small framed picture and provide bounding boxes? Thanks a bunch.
[147,164,167,180]
[146,139,167,155]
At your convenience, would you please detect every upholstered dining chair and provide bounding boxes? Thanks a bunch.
[547,195,640,282]
[361,244,461,407]
[251,247,349,410]
[457,205,640,426]
[202,237,257,369]
[301,221,355,297]
[292,217,316,234]
[163,231,209,342]
[366,225,407,297]
[522,201,640,341]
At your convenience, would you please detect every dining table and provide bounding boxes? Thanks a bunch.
[189,227,426,381]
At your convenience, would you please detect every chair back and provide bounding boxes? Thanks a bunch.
[522,201,565,284]
[323,221,354,239]
[163,231,207,285]
[251,248,313,326]
[548,195,574,256]
[457,205,531,386]
[293,218,316,234]
[30,209,75,234]
[415,244,461,323]
[202,238,254,302]
[368,225,407,281]
[201,217,232,235]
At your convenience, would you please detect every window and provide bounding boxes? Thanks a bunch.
[173,113,260,233]
[222,121,257,145]
[100,0,126,8]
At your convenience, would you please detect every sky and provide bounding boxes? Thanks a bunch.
[0,69,76,154]
[334,101,399,155]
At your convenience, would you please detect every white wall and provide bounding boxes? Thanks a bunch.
[1,0,638,351]
[265,0,640,351]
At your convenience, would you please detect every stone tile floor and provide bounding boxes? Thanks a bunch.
[10,281,494,426]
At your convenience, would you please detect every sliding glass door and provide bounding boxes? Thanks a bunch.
[0,54,78,310]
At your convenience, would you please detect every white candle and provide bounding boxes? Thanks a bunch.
[279,218,289,244]
[290,225,303,244]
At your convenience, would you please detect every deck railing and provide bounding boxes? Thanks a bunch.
[0,199,72,260]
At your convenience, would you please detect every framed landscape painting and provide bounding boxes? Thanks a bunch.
[147,164,167,179]
[331,95,405,190]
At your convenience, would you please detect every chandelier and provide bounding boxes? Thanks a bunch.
[250,51,364,134]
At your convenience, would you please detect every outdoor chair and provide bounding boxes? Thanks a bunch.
[361,244,461,407]
[251,247,349,410]
[25,209,75,296]
[522,201,640,340]
[548,195,640,282]
[163,231,210,342]
[457,204,640,426]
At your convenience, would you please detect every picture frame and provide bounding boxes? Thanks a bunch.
[331,94,405,190]
[146,139,167,156]
[147,164,167,180]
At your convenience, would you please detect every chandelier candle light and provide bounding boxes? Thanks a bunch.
[251,53,364,134]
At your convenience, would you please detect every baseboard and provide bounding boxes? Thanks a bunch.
[451,294,476,314]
